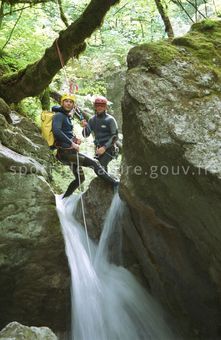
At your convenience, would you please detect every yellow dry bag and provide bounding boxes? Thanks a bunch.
[41,111,55,147]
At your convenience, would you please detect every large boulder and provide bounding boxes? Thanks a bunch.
[0,104,70,332]
[120,20,221,339]
[0,112,51,170]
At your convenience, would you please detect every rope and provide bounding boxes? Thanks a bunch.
[56,40,92,262]
[55,39,69,89]
[76,152,92,262]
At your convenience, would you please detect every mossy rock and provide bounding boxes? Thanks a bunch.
[127,41,180,70]
[191,19,221,32]
[128,19,221,78]
[0,97,12,123]
[172,19,221,75]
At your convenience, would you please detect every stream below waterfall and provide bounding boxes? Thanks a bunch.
[56,193,175,340]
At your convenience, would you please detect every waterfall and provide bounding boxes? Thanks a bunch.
[56,193,175,340]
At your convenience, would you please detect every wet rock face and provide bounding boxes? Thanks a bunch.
[0,322,57,339]
[121,20,221,338]
[76,179,146,283]
[0,105,70,332]
[76,178,115,240]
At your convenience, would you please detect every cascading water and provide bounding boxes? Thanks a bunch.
[56,193,175,340]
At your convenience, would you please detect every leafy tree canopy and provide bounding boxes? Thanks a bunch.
[0,0,220,112]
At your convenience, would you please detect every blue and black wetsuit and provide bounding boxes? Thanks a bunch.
[82,111,118,170]
[52,106,118,198]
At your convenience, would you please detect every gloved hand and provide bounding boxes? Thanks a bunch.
[71,142,79,152]
[96,146,106,156]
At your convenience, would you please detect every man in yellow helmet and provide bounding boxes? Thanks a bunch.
[52,94,118,198]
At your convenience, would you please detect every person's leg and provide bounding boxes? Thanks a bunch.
[82,153,117,185]
[60,149,118,195]
[59,150,85,198]
[97,148,113,171]
[62,164,85,198]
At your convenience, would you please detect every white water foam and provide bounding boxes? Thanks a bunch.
[56,193,175,340]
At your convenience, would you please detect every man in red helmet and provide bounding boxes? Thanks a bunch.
[82,96,118,171]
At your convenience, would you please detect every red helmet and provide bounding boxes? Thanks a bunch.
[94,96,108,106]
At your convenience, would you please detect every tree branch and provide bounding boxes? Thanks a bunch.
[170,0,194,23]
[39,87,50,110]
[113,2,128,16]
[49,89,61,103]
[4,4,37,16]
[0,0,5,29]
[2,4,24,50]
[5,0,50,5]
[185,0,207,20]
[0,0,120,103]
[154,0,174,39]
[57,0,69,28]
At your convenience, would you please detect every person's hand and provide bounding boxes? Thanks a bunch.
[96,146,106,156]
[71,142,79,152]
[75,138,81,145]
[81,119,87,127]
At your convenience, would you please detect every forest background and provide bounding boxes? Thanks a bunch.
[0,0,220,118]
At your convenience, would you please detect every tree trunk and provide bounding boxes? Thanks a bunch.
[154,0,174,39]
[40,87,50,110]
[0,0,120,104]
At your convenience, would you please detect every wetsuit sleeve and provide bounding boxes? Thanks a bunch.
[52,113,72,146]
[104,117,118,149]
[82,118,93,138]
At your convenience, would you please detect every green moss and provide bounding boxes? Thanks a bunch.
[130,19,221,74]
[146,41,179,66]
[191,19,221,32]
[129,41,180,70]
[172,20,221,78]
[129,19,221,78]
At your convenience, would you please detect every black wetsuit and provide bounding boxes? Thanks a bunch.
[82,111,118,170]
[52,106,117,198]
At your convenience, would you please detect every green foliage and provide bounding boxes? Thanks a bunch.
[0,3,62,68]
[17,97,42,122]
[0,57,12,74]
[0,0,220,119]
[78,79,106,96]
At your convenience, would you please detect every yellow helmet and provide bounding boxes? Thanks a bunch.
[61,93,75,104]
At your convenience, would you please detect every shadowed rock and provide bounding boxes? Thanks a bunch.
[0,111,70,332]
[120,19,221,339]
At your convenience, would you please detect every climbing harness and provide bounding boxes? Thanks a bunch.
[56,39,92,262]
